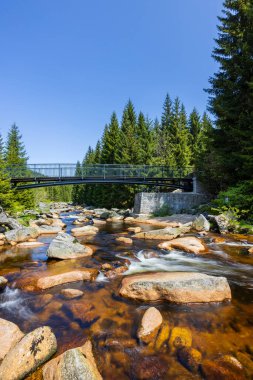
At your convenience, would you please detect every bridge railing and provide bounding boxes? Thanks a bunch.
[6,164,194,180]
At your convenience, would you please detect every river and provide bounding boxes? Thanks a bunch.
[0,211,253,379]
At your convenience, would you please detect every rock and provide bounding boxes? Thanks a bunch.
[43,340,102,380]
[177,347,202,372]
[127,226,142,233]
[248,247,253,254]
[141,250,160,259]
[119,272,231,303]
[37,269,98,289]
[47,233,93,259]
[65,302,98,324]
[209,213,232,234]
[93,219,106,225]
[0,326,57,380]
[0,211,22,230]
[212,236,226,243]
[37,225,63,234]
[16,241,45,248]
[115,236,133,245]
[107,216,124,222]
[101,263,113,270]
[51,218,66,228]
[192,214,210,232]
[132,355,168,380]
[0,240,4,246]
[134,224,191,240]
[5,227,39,243]
[158,236,207,255]
[0,276,7,289]
[104,265,128,278]
[0,318,24,361]
[155,322,170,351]
[60,288,84,299]
[201,357,245,380]
[137,307,163,344]
[71,225,99,236]
[32,294,54,310]
[169,327,192,352]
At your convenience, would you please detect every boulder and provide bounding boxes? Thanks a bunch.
[134,224,191,240]
[169,327,192,352]
[119,272,231,303]
[37,225,63,234]
[71,225,99,237]
[0,211,22,230]
[5,227,39,243]
[0,276,7,289]
[158,236,207,255]
[192,214,210,232]
[47,233,93,259]
[115,236,133,245]
[0,318,24,361]
[60,288,84,299]
[43,340,102,380]
[209,213,232,234]
[37,269,98,289]
[248,247,253,254]
[137,307,163,344]
[0,326,57,380]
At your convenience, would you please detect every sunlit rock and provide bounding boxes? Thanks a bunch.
[158,236,207,255]
[192,214,210,232]
[71,225,99,237]
[60,288,84,299]
[169,327,192,352]
[47,233,93,259]
[0,318,24,361]
[115,236,133,245]
[177,346,202,372]
[37,269,98,289]
[0,276,7,289]
[5,227,39,244]
[137,307,163,344]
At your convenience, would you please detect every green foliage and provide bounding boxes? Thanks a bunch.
[152,204,172,217]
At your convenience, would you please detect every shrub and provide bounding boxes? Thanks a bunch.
[153,204,171,217]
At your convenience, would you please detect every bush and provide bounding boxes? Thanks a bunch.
[153,204,171,217]
[212,181,253,222]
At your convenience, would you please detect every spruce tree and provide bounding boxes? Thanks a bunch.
[101,113,121,164]
[207,0,253,185]
[120,100,139,164]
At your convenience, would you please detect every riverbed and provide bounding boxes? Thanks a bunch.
[0,212,253,379]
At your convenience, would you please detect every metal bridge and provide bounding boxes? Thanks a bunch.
[7,164,194,191]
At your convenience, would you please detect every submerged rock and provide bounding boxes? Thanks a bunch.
[177,346,202,372]
[127,226,142,233]
[47,233,93,259]
[201,356,245,380]
[158,236,207,255]
[119,272,232,303]
[0,318,24,361]
[60,288,84,299]
[155,322,170,351]
[0,326,57,380]
[37,269,98,289]
[137,307,163,344]
[169,327,192,352]
[43,340,102,380]
[115,236,133,245]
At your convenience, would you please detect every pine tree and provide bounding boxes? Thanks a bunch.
[188,108,202,163]
[207,0,253,185]
[101,113,121,164]
[120,100,139,164]
[136,112,153,164]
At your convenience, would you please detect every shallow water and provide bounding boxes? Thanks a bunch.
[0,212,253,379]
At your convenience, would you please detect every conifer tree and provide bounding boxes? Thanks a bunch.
[120,100,139,164]
[101,113,121,164]
[207,0,253,185]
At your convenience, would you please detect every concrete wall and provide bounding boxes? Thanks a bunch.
[134,192,209,214]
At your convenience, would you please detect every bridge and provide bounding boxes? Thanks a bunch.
[7,164,194,191]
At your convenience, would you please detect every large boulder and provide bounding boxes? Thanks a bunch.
[134,224,191,240]
[192,214,210,232]
[0,326,57,380]
[119,272,231,303]
[37,225,63,234]
[209,213,232,234]
[37,269,98,290]
[0,318,24,361]
[0,276,7,289]
[43,340,102,380]
[158,236,207,255]
[4,227,39,243]
[71,225,99,237]
[47,233,93,259]
[0,211,22,230]
[137,307,163,344]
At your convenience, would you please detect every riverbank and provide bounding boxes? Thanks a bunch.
[0,203,252,379]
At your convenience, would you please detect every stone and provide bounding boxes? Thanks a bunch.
[43,340,102,380]
[32,294,54,310]
[134,224,191,240]
[248,247,253,254]
[16,241,45,248]
[0,276,7,289]
[101,263,113,270]
[65,302,98,324]
[158,236,207,255]
[119,272,231,303]
[51,218,66,228]
[37,269,98,289]
[60,288,84,299]
[132,355,168,380]
[93,219,106,225]
[115,236,133,245]
[127,226,142,233]
[0,211,22,230]
[155,322,170,351]
[169,327,192,352]
[37,225,64,234]
[0,318,24,361]
[142,250,160,259]
[177,347,202,372]
[192,214,210,232]
[104,265,128,278]
[0,326,57,380]
[201,357,245,380]
[0,240,4,246]
[137,307,163,344]
[4,227,39,243]
[209,213,232,234]
[71,225,99,236]
[47,233,93,259]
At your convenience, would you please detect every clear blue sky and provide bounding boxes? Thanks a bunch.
[0,0,223,163]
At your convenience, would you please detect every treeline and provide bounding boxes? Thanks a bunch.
[72,95,212,208]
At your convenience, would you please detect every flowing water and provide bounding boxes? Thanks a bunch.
[0,212,253,379]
